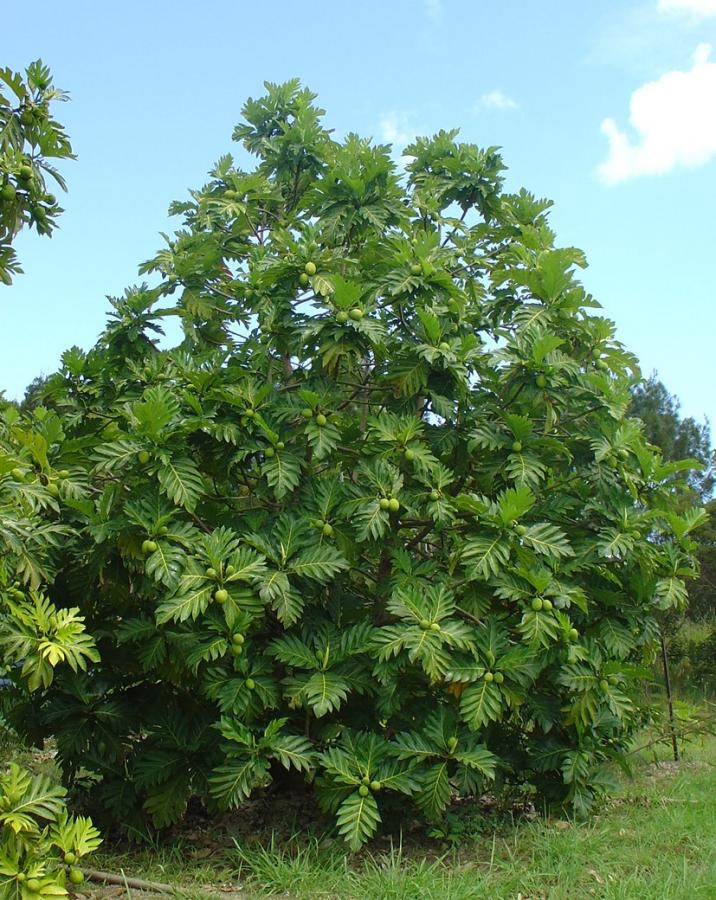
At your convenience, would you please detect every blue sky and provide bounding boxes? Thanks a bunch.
[2,0,715,428]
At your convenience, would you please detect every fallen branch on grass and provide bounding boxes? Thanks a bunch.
[81,868,175,894]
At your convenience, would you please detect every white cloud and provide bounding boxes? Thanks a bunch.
[658,0,716,17]
[480,89,518,110]
[598,43,716,184]
[424,0,443,22]
[379,113,414,149]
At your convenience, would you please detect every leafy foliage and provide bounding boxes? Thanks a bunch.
[0,60,74,284]
[0,404,99,693]
[0,764,100,897]
[630,375,714,626]
[1,80,706,848]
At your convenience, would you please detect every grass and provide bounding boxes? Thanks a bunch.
[228,737,716,899]
[3,715,715,898]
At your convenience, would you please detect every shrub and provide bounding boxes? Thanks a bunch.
[669,618,716,693]
[0,81,704,848]
[0,403,99,692]
[0,763,100,896]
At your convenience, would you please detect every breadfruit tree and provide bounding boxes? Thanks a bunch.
[0,80,704,848]
[0,59,73,284]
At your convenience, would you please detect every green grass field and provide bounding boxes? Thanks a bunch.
[58,729,715,900]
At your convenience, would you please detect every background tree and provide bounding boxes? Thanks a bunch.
[630,374,714,621]
[19,374,50,413]
[0,59,74,284]
[630,373,714,500]
[689,498,716,620]
[1,81,704,849]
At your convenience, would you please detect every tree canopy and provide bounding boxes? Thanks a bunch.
[0,79,706,848]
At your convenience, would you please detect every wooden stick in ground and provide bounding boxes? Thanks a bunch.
[80,868,175,894]
[660,634,679,762]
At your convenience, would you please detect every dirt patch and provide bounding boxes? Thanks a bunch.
[647,760,682,776]
[644,758,710,785]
